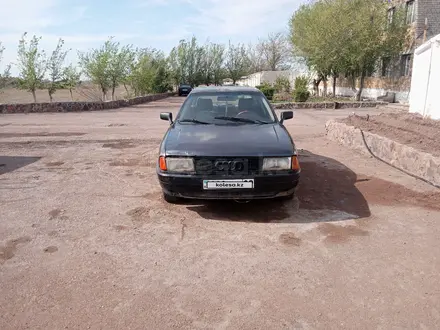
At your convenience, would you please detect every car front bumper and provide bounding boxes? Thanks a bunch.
[157,172,300,200]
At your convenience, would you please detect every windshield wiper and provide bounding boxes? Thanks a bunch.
[178,119,210,125]
[214,116,269,124]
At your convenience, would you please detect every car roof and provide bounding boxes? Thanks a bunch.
[191,86,261,94]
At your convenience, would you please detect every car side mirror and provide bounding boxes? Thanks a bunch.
[280,111,293,124]
[160,112,173,124]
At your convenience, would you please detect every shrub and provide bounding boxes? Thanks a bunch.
[293,89,311,102]
[292,75,310,102]
[274,76,291,93]
[256,82,275,100]
[273,92,292,102]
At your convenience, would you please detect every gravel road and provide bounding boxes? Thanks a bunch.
[1,97,439,329]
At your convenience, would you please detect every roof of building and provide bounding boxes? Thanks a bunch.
[191,86,260,93]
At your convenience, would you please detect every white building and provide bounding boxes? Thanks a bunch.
[409,34,440,119]
[235,70,308,88]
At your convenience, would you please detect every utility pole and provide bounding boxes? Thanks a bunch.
[423,18,428,43]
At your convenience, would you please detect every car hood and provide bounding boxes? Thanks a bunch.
[163,123,296,157]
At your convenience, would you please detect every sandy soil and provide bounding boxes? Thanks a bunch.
[1,99,440,329]
[0,85,128,104]
[341,112,440,156]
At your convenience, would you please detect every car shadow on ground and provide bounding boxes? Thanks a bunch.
[185,150,371,223]
[0,156,41,175]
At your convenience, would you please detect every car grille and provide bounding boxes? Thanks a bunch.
[194,157,260,176]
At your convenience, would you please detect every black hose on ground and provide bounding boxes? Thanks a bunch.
[359,129,440,190]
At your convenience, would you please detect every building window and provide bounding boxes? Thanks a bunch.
[406,0,415,24]
[382,58,392,77]
[401,54,412,76]
[387,7,395,26]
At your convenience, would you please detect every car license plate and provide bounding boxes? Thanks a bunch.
[203,179,254,190]
[182,89,187,91]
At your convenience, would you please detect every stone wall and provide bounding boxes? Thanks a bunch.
[0,92,174,114]
[273,101,386,110]
[326,120,440,187]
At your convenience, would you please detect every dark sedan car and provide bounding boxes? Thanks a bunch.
[178,84,192,96]
[157,86,300,203]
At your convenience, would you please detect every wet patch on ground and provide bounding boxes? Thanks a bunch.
[317,223,369,244]
[102,141,137,149]
[107,124,127,127]
[127,207,149,223]
[114,225,130,231]
[46,161,65,167]
[43,246,58,253]
[0,236,32,264]
[279,232,302,246]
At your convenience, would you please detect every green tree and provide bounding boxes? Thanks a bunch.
[17,33,47,102]
[225,41,250,85]
[63,64,81,101]
[108,41,135,100]
[211,43,225,86]
[46,39,69,102]
[168,37,204,87]
[290,0,408,100]
[199,42,225,85]
[128,48,171,96]
[0,42,11,92]
[78,39,113,101]
[290,0,336,96]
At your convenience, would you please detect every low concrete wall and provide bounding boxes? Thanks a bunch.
[0,92,174,114]
[273,101,386,110]
[332,86,410,104]
[326,120,440,187]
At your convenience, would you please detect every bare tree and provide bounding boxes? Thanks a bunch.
[257,32,291,71]
[225,42,250,85]
[247,43,266,73]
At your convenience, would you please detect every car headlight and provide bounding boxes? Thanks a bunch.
[166,157,194,173]
[262,157,292,171]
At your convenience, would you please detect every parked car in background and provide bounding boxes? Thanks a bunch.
[157,86,300,203]
[178,84,192,96]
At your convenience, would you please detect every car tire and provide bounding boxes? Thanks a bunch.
[163,192,181,204]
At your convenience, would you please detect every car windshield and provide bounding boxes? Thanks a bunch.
[177,92,276,125]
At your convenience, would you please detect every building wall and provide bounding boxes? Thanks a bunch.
[416,0,440,41]
[409,34,440,119]
[326,75,411,101]
[236,72,263,87]
[236,70,304,88]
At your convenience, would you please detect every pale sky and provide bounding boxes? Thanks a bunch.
[0,0,302,75]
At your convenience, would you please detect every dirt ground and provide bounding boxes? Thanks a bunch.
[1,98,440,329]
[341,112,440,157]
[0,85,128,104]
